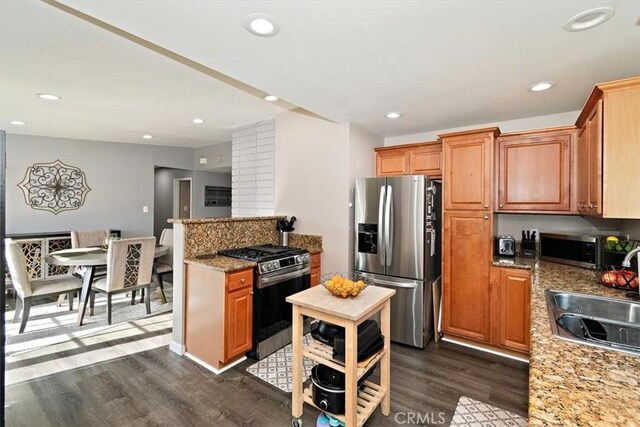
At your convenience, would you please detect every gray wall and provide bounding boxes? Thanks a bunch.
[154,167,192,239]
[7,134,193,237]
[194,142,231,172]
[154,167,232,240]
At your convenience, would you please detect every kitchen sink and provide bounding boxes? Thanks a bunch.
[546,290,640,356]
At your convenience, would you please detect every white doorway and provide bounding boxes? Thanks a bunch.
[173,178,192,219]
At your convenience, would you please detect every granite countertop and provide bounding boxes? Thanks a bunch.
[184,256,256,272]
[526,261,640,426]
[492,255,538,270]
[169,215,285,225]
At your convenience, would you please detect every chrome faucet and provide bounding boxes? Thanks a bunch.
[622,247,640,269]
[622,248,640,294]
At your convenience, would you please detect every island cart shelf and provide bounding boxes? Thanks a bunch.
[286,285,395,427]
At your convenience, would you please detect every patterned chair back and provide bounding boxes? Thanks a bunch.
[104,237,155,291]
[158,228,173,267]
[5,240,33,298]
[71,229,111,248]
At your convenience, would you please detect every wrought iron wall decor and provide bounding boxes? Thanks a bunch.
[18,159,91,214]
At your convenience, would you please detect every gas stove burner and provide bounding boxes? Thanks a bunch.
[218,244,307,263]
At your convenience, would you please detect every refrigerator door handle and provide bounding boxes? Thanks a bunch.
[378,185,386,266]
[385,185,393,266]
[374,277,418,289]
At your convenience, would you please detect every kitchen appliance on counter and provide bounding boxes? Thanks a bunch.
[218,244,311,359]
[540,233,599,269]
[354,175,441,348]
[494,236,516,257]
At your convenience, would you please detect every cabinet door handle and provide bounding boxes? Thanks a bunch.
[484,215,489,220]
[240,278,245,283]
[499,204,504,208]
[484,204,489,209]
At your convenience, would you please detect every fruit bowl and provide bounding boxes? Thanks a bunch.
[597,266,639,290]
[323,273,371,298]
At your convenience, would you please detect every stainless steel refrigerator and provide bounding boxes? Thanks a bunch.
[354,175,441,348]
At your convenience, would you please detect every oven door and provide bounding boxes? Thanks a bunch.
[251,264,311,359]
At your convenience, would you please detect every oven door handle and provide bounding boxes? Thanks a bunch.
[257,266,311,289]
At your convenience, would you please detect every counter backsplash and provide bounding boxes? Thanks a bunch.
[176,216,323,259]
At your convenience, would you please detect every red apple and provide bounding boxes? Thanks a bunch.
[601,271,617,286]
[616,272,631,287]
[622,270,638,289]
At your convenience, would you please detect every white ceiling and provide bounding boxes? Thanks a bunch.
[2,1,640,146]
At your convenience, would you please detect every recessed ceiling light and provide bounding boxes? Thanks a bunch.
[386,112,402,119]
[263,95,278,102]
[9,120,26,126]
[243,14,280,37]
[528,81,555,92]
[142,134,153,139]
[36,93,61,101]
[192,118,204,124]
[564,7,615,32]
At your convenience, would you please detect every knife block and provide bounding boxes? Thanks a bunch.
[521,238,537,258]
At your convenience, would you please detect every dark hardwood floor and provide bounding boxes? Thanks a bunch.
[5,340,528,426]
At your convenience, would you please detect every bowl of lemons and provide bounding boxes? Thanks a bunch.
[323,274,369,298]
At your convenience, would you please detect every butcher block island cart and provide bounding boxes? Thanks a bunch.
[287,285,395,427]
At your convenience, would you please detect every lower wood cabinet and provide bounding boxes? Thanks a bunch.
[185,264,253,370]
[491,267,531,354]
[442,210,492,343]
[310,253,322,287]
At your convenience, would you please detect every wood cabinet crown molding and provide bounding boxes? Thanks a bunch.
[374,140,439,152]
[575,76,640,127]
[498,125,577,138]
[438,126,501,140]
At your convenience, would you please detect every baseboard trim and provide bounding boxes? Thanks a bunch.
[442,335,530,363]
[169,340,185,355]
[184,352,246,375]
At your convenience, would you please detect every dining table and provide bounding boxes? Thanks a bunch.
[46,245,171,326]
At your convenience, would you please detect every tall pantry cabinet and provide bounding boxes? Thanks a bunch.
[440,128,499,343]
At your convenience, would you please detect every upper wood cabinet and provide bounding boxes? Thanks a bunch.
[376,147,409,176]
[375,142,442,177]
[442,210,492,343]
[441,128,499,211]
[575,77,640,218]
[408,144,442,176]
[496,128,575,213]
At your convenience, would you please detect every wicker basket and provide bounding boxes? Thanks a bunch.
[321,272,372,298]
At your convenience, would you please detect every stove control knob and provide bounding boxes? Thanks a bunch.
[304,254,310,263]
[269,261,278,271]
[295,255,303,264]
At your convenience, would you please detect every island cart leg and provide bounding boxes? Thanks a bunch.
[292,305,304,419]
[345,321,358,427]
[381,301,391,415]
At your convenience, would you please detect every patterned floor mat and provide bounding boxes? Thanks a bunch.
[245,334,316,393]
[450,396,527,427]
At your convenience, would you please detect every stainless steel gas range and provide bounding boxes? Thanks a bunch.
[218,244,311,360]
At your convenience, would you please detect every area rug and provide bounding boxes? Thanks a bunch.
[450,396,527,427]
[5,283,173,385]
[246,334,316,393]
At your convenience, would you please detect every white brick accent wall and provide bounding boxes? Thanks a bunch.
[232,119,275,216]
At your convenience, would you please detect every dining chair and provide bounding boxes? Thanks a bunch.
[154,228,173,303]
[5,240,83,333]
[90,237,155,325]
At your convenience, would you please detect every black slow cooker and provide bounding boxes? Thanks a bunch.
[310,364,375,415]
[311,364,346,414]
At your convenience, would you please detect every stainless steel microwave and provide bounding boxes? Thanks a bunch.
[540,233,599,269]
